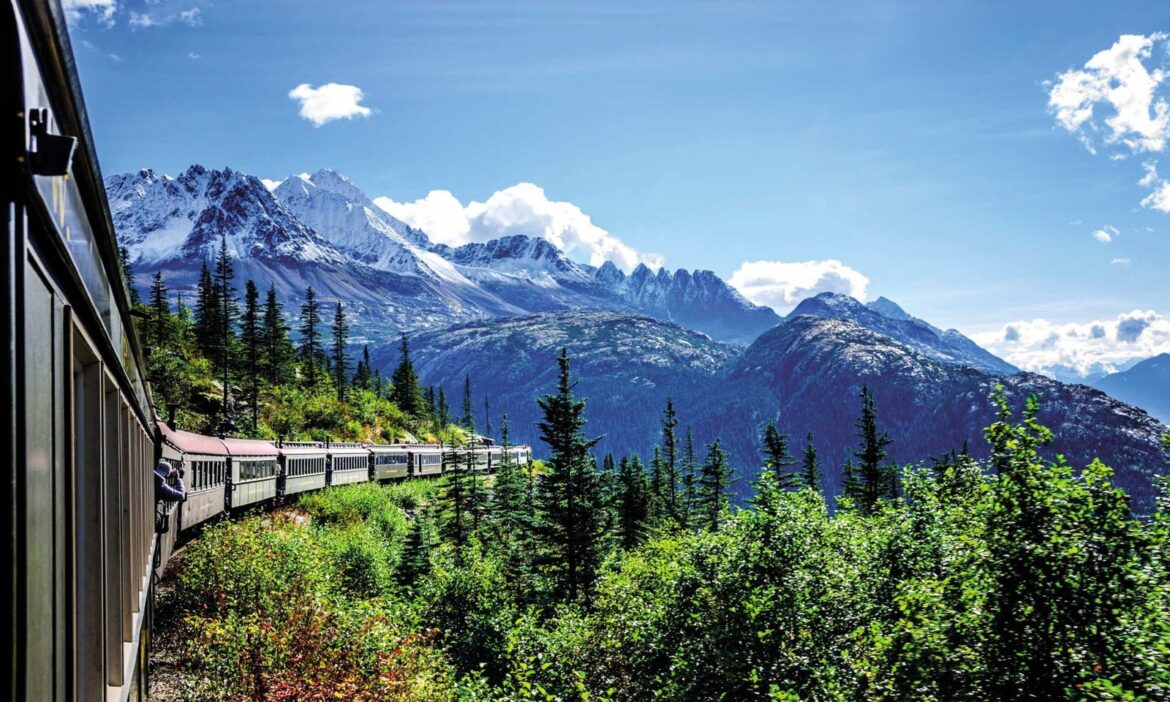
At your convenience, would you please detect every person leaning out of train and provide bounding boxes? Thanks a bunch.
[154,459,187,503]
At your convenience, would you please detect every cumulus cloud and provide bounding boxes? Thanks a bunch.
[374,184,663,272]
[1048,33,1170,154]
[62,0,117,27]
[727,259,870,313]
[288,83,372,127]
[1142,180,1170,211]
[1092,224,1119,242]
[1112,257,1132,264]
[973,309,1170,378]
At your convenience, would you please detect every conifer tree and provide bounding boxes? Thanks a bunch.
[439,439,471,563]
[760,420,799,490]
[845,385,895,513]
[483,397,493,438]
[661,397,680,520]
[460,374,476,432]
[801,431,822,495]
[299,287,322,387]
[424,386,436,422]
[331,302,349,403]
[240,281,262,432]
[534,347,604,603]
[148,271,172,354]
[437,386,450,427]
[352,345,372,391]
[616,454,650,550]
[390,334,425,418]
[399,509,435,588]
[649,445,665,520]
[698,438,731,532]
[261,285,295,386]
[213,233,238,422]
[119,245,141,306]
[491,414,535,592]
[681,426,698,528]
[194,259,222,365]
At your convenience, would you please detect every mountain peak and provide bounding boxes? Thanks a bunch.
[867,296,912,321]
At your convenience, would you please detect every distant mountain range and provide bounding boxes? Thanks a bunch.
[1092,354,1170,423]
[110,164,1169,513]
[109,165,778,344]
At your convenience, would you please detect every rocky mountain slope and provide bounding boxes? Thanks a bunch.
[1092,353,1170,423]
[110,165,778,344]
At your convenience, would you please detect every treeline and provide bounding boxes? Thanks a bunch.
[123,235,488,443]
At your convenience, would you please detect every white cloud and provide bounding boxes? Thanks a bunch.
[62,0,116,27]
[179,8,202,26]
[375,183,663,272]
[973,309,1170,378]
[187,52,201,60]
[128,11,156,28]
[1092,224,1118,242]
[288,83,372,127]
[1139,161,1160,186]
[1048,33,1170,154]
[1142,180,1170,212]
[1112,257,1132,264]
[727,259,870,313]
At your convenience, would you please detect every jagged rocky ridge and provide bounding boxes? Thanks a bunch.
[374,311,1169,512]
[109,165,778,344]
[1092,353,1170,423]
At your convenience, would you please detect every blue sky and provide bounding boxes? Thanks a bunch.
[65,0,1170,377]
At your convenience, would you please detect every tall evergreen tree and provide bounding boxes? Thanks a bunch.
[119,245,141,306]
[390,334,425,418]
[194,259,222,365]
[491,414,535,594]
[845,385,895,513]
[698,438,731,532]
[681,426,699,528]
[261,285,295,386]
[649,445,665,520]
[661,397,680,521]
[801,431,822,495]
[424,386,437,422]
[299,287,323,386]
[398,508,435,588]
[331,302,349,403]
[213,233,238,422]
[352,345,372,391]
[437,387,450,427]
[147,271,172,354]
[460,374,476,432]
[483,397,493,438]
[760,420,799,490]
[439,439,472,563]
[240,281,262,432]
[534,348,604,603]
[616,454,651,550]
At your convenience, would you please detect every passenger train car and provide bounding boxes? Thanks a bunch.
[3,2,531,699]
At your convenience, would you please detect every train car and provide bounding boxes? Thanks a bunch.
[5,2,160,698]
[223,437,279,510]
[158,422,228,531]
[471,446,492,471]
[328,442,371,486]
[278,441,327,497]
[369,444,411,480]
[486,447,503,471]
[410,445,445,477]
[508,445,532,466]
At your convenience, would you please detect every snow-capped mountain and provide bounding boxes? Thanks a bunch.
[787,292,1018,375]
[110,164,782,344]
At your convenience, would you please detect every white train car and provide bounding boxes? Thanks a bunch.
[410,445,444,477]
[278,441,327,497]
[223,437,279,509]
[508,445,532,466]
[158,422,228,531]
[369,444,411,480]
[328,442,371,486]
[486,447,503,471]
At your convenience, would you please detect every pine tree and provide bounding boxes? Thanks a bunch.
[483,397,493,438]
[439,439,471,562]
[534,347,604,603]
[194,259,222,365]
[681,426,698,528]
[119,246,141,306]
[261,285,295,386]
[299,287,323,387]
[801,431,822,495]
[147,271,172,354]
[240,281,262,432]
[616,454,650,550]
[399,509,435,588]
[352,345,372,391]
[424,386,436,422]
[390,334,425,418]
[661,397,680,521]
[649,445,665,520]
[437,386,450,427]
[845,385,895,513]
[331,302,349,403]
[213,233,238,422]
[491,414,535,593]
[460,374,476,432]
[698,438,731,531]
[760,420,799,490]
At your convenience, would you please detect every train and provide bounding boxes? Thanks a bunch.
[2,1,532,699]
[157,422,531,538]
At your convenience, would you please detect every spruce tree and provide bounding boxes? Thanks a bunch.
[801,431,822,495]
[119,245,140,306]
[698,438,731,532]
[681,426,698,528]
[439,439,471,562]
[194,259,222,365]
[616,454,650,550]
[491,415,535,593]
[661,397,680,521]
[213,233,238,422]
[399,509,435,588]
[534,347,604,603]
[390,334,425,418]
[483,397,493,438]
[437,387,450,427]
[240,281,262,432]
[424,386,436,422]
[261,285,295,387]
[148,271,172,354]
[460,374,476,432]
[649,445,665,520]
[299,287,323,387]
[845,385,895,513]
[331,302,349,403]
[760,420,799,490]
[352,345,372,391]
